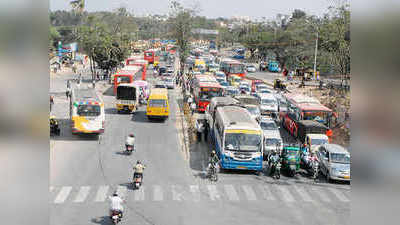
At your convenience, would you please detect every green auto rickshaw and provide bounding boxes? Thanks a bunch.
[281,146,301,177]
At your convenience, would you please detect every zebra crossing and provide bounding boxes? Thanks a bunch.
[50,184,350,204]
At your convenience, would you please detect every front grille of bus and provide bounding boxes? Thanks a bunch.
[233,152,252,160]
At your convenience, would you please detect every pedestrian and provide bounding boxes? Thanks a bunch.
[190,102,196,116]
[67,80,71,89]
[96,73,100,81]
[50,95,54,112]
[92,79,96,89]
[66,87,71,99]
[203,119,209,142]
[195,119,204,142]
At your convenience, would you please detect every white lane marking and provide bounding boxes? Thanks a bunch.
[242,185,257,201]
[49,186,54,192]
[189,185,200,202]
[54,186,72,204]
[134,186,145,201]
[73,186,91,203]
[224,185,239,201]
[313,187,331,202]
[293,185,313,202]
[258,185,275,201]
[207,185,221,201]
[95,185,109,202]
[153,185,163,201]
[328,188,350,202]
[117,185,127,198]
[171,185,184,201]
[276,185,295,202]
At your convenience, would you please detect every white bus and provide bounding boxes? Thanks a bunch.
[213,105,264,172]
[70,88,105,134]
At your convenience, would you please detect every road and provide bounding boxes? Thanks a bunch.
[50,61,350,225]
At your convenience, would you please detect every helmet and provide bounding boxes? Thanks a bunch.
[129,134,134,137]
[137,160,140,164]
[211,150,216,155]
[113,191,118,196]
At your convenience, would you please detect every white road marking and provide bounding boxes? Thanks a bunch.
[292,185,313,202]
[328,188,350,202]
[275,185,295,202]
[242,185,257,201]
[134,187,145,201]
[95,185,109,202]
[224,185,239,201]
[73,186,91,203]
[171,185,184,201]
[117,185,127,198]
[313,187,331,202]
[207,185,221,201]
[54,186,72,204]
[153,185,163,201]
[258,185,276,201]
[189,185,200,202]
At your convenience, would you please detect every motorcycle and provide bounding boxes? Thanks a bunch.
[133,173,142,189]
[125,145,134,155]
[110,210,122,224]
[312,161,319,180]
[272,161,281,179]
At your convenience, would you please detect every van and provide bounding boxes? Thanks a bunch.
[317,144,350,182]
[146,88,169,120]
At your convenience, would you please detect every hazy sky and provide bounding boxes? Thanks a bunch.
[50,0,341,20]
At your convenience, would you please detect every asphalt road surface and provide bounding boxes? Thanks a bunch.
[50,61,350,225]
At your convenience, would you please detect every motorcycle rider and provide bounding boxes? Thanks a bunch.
[133,160,146,180]
[268,150,280,175]
[125,134,135,151]
[207,150,219,173]
[108,191,124,219]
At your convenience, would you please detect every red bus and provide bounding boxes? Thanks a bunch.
[113,66,142,94]
[126,58,148,80]
[220,58,246,78]
[279,93,333,139]
[192,75,223,112]
[143,49,160,64]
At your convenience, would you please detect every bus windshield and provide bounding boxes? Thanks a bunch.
[224,133,261,151]
[229,64,245,74]
[116,76,130,84]
[303,111,330,124]
[200,89,221,100]
[77,105,101,117]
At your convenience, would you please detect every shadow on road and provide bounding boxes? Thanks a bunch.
[91,216,112,225]
[49,119,100,142]
[102,86,115,96]
[130,110,166,123]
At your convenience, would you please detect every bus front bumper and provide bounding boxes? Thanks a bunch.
[220,160,263,171]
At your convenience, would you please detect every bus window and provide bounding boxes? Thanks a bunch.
[224,133,261,151]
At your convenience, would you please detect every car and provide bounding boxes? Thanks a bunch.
[244,104,261,122]
[219,81,229,89]
[154,82,167,89]
[232,54,244,59]
[260,117,283,159]
[224,86,239,97]
[214,71,226,81]
[158,67,167,75]
[274,93,288,112]
[216,77,225,84]
[239,85,251,95]
[317,144,351,182]
[246,65,257,72]
[163,77,175,89]
[258,93,279,118]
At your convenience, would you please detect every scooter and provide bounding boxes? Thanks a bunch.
[110,210,122,224]
[273,162,281,179]
[133,173,142,189]
[207,162,218,182]
[312,161,319,180]
[125,145,134,155]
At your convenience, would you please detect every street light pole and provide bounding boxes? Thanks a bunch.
[313,30,319,80]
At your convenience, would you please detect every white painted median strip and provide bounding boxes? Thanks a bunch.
[328,188,350,202]
[224,185,239,201]
[73,186,91,203]
[153,185,163,201]
[95,185,109,202]
[242,185,257,201]
[207,185,221,201]
[54,186,72,204]
[189,185,200,202]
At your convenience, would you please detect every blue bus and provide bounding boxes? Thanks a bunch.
[212,105,264,171]
[268,61,280,72]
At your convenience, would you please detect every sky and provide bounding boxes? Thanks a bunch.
[49,0,344,20]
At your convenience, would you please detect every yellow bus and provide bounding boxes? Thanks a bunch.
[146,88,169,120]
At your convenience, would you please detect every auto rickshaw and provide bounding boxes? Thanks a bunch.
[50,116,60,136]
[273,79,286,90]
[281,145,301,177]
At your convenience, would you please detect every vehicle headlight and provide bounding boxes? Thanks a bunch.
[330,167,339,175]
[252,152,261,158]
[224,151,234,158]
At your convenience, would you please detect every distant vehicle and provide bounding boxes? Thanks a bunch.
[158,67,167,75]
[192,74,223,112]
[251,79,264,93]
[146,88,169,120]
[220,58,246,78]
[246,65,257,72]
[214,71,226,81]
[225,86,240,97]
[207,63,219,73]
[317,144,351,182]
[259,93,279,118]
[260,117,283,160]
[219,81,229,90]
[144,49,160,64]
[205,96,240,138]
[244,104,261,122]
[239,85,251,95]
[116,83,139,114]
[232,54,245,59]
[259,62,268,71]
[228,75,242,87]
[154,82,167,89]
[163,77,175,89]
[268,61,281,72]
[255,83,270,93]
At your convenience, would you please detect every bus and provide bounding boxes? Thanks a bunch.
[279,93,333,139]
[113,66,142,95]
[192,75,223,112]
[220,58,246,78]
[70,88,105,134]
[126,58,148,80]
[213,105,263,172]
[144,49,160,64]
[146,88,169,120]
[268,61,280,72]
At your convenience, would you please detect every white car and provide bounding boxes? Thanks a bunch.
[259,93,279,117]
[246,65,257,72]
[163,77,175,89]
[244,104,261,122]
[260,118,283,159]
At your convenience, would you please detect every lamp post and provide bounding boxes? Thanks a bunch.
[313,31,319,80]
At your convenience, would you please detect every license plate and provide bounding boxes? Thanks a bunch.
[237,166,247,169]
[112,215,118,219]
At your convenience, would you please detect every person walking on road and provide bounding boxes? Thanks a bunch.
[203,119,209,142]
[195,119,205,142]
[92,79,96,89]
[66,87,71,99]
[50,96,54,112]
